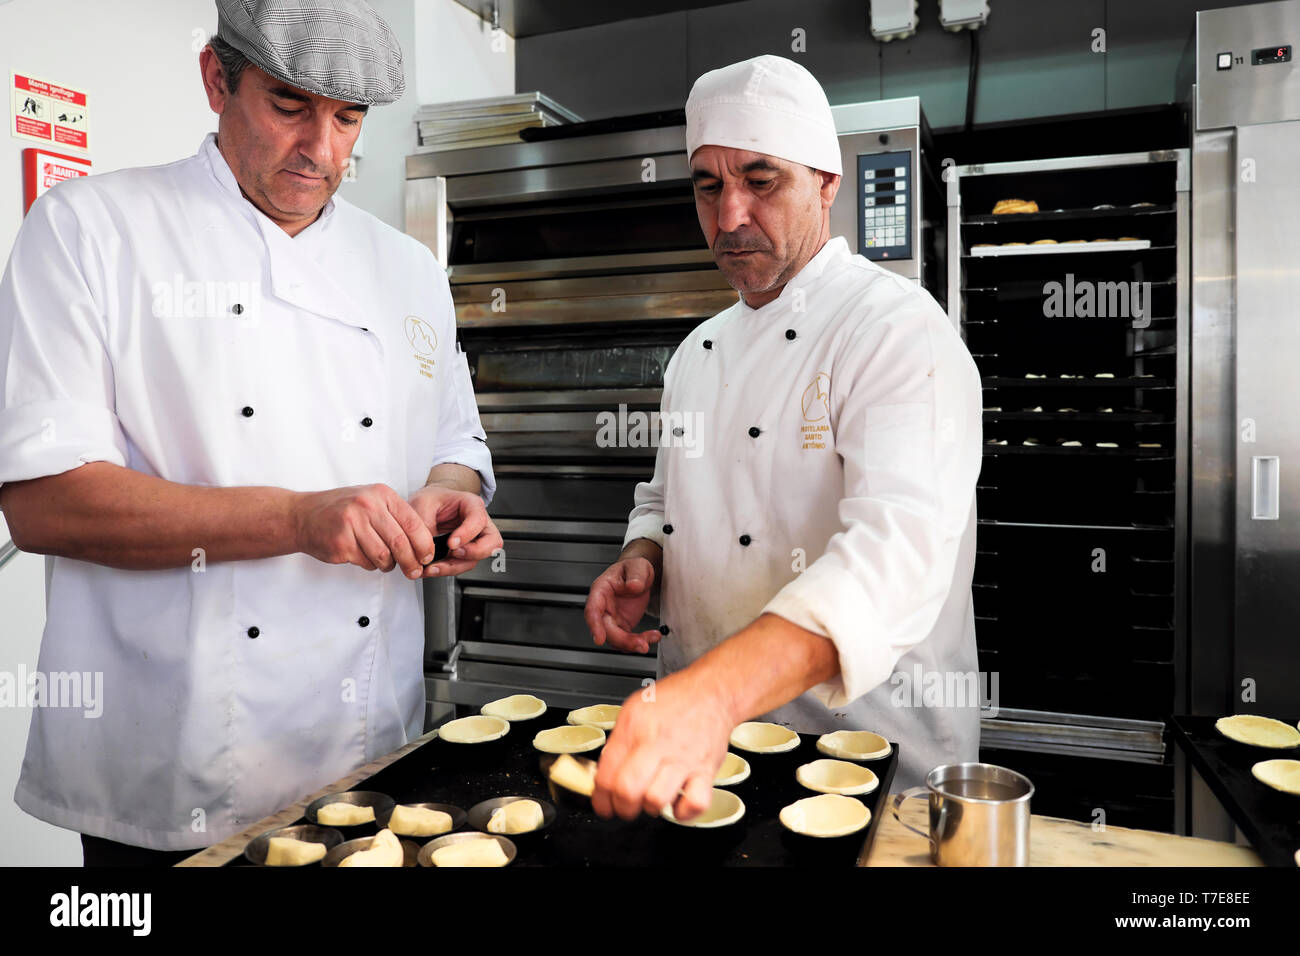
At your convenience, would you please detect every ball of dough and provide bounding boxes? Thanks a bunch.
[431,839,510,867]
[265,836,327,866]
[548,753,598,796]
[389,804,453,837]
[316,802,375,826]
[486,799,544,835]
[338,828,403,868]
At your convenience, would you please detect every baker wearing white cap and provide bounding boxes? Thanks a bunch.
[584,55,983,821]
[0,0,499,864]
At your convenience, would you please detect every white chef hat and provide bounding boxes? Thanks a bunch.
[685,55,842,176]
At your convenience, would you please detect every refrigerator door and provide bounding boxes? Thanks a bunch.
[1232,119,1300,717]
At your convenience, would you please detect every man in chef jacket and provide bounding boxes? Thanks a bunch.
[584,55,984,821]
[0,0,500,864]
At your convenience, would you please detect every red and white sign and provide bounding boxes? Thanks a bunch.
[22,148,92,216]
[11,71,89,152]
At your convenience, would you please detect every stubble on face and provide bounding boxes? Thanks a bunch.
[211,65,362,233]
[691,148,830,306]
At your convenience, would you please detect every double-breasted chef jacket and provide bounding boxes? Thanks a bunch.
[624,235,983,792]
[0,134,494,850]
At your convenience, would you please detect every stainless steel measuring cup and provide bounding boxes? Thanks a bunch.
[891,762,1034,866]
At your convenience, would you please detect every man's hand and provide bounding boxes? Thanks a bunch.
[407,484,502,577]
[585,554,662,653]
[589,614,841,824]
[293,483,437,578]
[593,669,734,822]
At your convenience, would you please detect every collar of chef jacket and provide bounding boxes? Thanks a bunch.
[731,234,851,323]
[196,133,371,334]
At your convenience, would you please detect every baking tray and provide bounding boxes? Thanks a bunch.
[1169,715,1300,867]
[969,239,1152,257]
[228,709,898,867]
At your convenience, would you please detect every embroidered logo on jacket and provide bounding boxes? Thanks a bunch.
[405,316,437,378]
[800,372,831,450]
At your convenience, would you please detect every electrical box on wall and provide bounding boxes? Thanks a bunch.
[939,0,990,31]
[870,0,919,41]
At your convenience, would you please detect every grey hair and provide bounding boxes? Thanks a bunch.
[208,34,252,94]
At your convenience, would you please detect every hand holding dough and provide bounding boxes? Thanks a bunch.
[265,836,327,866]
[316,802,376,826]
[338,828,404,867]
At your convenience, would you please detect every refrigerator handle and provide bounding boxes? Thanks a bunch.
[1251,456,1280,520]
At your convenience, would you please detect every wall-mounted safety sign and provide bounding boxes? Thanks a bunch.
[22,148,92,216]
[11,71,89,152]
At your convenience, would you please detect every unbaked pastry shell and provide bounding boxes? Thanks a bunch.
[1251,759,1300,795]
[816,730,891,761]
[729,722,799,753]
[796,759,880,796]
[714,752,751,786]
[661,788,745,828]
[1215,715,1300,749]
[481,694,546,721]
[779,793,871,838]
[533,724,606,754]
[567,704,621,730]
[438,715,510,744]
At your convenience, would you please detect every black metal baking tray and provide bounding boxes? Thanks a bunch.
[1169,714,1300,867]
[229,709,898,867]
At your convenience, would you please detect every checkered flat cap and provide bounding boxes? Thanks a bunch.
[216,0,405,105]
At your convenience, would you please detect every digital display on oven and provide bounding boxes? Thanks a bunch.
[856,150,912,261]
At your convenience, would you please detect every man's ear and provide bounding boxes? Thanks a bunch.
[820,171,842,208]
[198,45,230,115]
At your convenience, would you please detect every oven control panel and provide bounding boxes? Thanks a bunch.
[856,149,912,261]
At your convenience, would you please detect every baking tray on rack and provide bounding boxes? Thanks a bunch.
[969,239,1152,256]
[1169,715,1300,867]
[228,709,898,867]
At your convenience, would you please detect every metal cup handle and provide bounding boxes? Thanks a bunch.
[890,786,931,840]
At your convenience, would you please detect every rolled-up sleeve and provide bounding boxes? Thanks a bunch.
[0,190,127,491]
[761,304,982,709]
[427,265,495,507]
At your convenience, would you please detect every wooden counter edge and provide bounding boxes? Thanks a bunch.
[864,799,1265,867]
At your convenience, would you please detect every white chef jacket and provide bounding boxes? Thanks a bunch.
[624,236,983,792]
[0,134,495,850]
